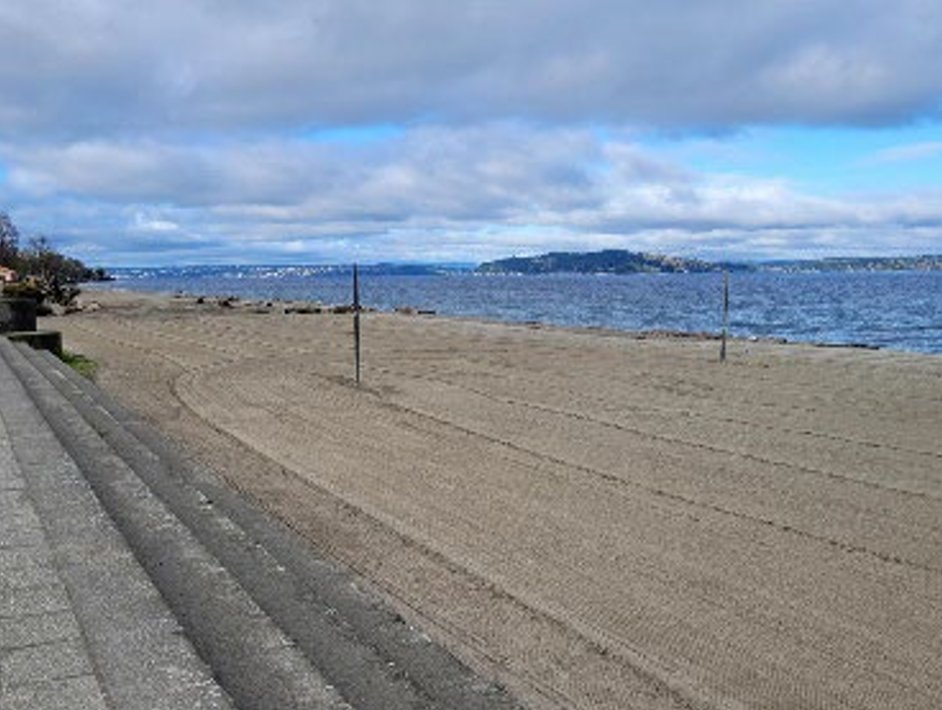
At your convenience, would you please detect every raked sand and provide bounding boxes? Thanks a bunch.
[51,290,942,710]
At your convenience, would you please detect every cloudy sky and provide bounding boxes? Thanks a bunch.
[1,0,941,266]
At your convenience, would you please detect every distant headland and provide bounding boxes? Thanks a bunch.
[475,249,942,275]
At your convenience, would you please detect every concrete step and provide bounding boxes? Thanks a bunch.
[1,339,351,710]
[1,374,114,710]
[0,341,235,710]
[3,339,523,710]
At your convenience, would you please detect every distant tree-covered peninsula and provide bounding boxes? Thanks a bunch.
[476,249,942,275]
[476,249,750,274]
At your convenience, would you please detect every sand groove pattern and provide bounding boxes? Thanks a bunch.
[57,294,942,710]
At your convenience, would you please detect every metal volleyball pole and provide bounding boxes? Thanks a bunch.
[720,270,729,362]
[353,263,361,384]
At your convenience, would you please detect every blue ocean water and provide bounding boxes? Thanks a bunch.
[88,266,942,354]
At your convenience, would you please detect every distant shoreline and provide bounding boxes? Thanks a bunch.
[88,250,942,276]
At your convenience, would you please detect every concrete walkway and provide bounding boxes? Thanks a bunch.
[0,337,522,710]
[1,411,109,710]
[0,342,234,710]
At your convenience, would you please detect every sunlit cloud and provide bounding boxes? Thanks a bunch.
[865,141,942,164]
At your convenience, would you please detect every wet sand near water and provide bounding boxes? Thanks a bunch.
[51,290,942,709]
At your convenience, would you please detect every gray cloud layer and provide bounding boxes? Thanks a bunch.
[1,1,942,263]
[3,0,942,137]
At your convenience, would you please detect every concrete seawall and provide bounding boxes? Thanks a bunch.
[0,298,36,333]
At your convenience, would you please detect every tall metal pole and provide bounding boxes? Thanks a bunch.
[720,270,729,362]
[353,262,361,384]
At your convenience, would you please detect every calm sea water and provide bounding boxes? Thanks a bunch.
[87,267,942,354]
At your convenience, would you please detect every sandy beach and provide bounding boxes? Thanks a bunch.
[48,290,942,710]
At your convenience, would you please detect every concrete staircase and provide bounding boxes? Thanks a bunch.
[0,338,522,710]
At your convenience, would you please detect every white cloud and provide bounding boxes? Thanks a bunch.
[3,124,941,264]
[131,211,179,233]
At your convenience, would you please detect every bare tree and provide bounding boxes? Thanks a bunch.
[25,235,55,282]
[0,212,19,267]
